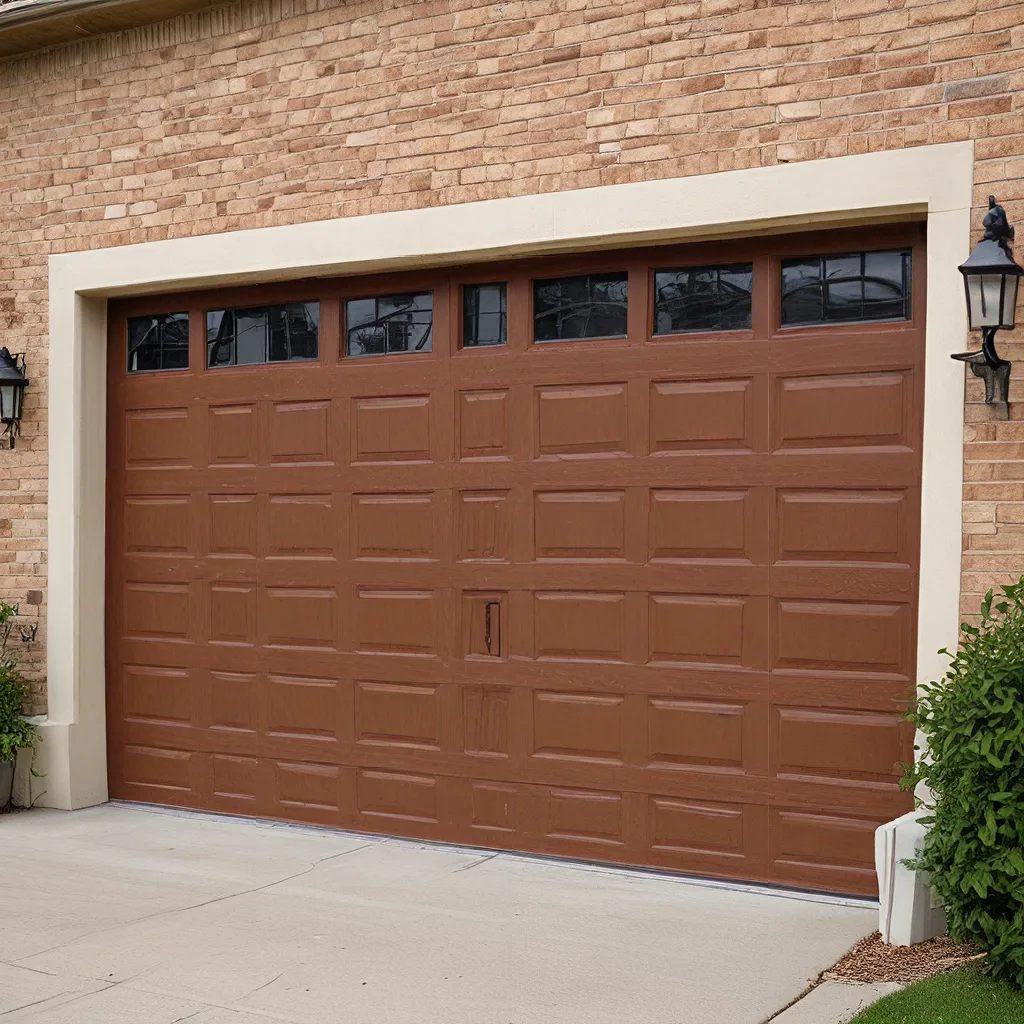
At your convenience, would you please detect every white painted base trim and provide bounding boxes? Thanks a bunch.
[46,141,974,811]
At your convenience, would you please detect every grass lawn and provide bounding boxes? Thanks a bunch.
[850,968,1024,1023]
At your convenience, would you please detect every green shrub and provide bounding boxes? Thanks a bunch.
[904,580,1024,989]
[0,601,37,765]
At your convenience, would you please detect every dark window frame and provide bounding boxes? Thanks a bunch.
[462,282,508,349]
[780,248,912,328]
[652,262,754,336]
[206,301,320,369]
[127,312,190,374]
[345,292,434,358]
[533,271,629,344]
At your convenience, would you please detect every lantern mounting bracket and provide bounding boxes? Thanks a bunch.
[952,326,1010,420]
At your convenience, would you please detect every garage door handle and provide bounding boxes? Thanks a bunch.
[485,601,501,656]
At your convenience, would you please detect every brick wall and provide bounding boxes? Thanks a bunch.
[2,0,1023,710]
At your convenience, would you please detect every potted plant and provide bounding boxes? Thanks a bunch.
[0,601,38,810]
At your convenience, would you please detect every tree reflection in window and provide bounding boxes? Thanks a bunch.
[653,264,753,335]
[128,312,189,373]
[533,272,628,342]
[207,302,319,367]
[781,249,911,326]
[346,293,433,356]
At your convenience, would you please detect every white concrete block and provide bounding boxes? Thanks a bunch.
[875,810,947,946]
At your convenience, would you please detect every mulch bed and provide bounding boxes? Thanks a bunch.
[824,931,985,984]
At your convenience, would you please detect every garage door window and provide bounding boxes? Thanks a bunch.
[207,302,319,367]
[533,272,628,342]
[463,283,507,348]
[127,312,189,373]
[346,293,433,356]
[653,263,753,335]
[781,249,912,326]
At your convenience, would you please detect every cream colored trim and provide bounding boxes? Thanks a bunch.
[44,141,974,809]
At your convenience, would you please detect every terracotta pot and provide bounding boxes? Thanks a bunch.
[0,759,13,809]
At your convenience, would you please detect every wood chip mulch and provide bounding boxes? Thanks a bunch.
[823,931,985,985]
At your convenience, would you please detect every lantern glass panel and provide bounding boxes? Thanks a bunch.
[0,382,13,422]
[966,273,1005,329]
[1001,274,1019,329]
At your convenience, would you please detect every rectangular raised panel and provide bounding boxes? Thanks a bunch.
[462,592,505,659]
[775,371,910,450]
[773,809,877,871]
[458,491,510,561]
[210,671,256,733]
[471,781,516,832]
[124,583,190,642]
[123,665,191,725]
[534,491,625,560]
[357,770,438,823]
[547,788,623,846]
[208,495,257,558]
[536,383,628,457]
[774,600,908,675]
[776,490,908,564]
[463,687,510,756]
[650,797,745,856]
[534,592,625,662]
[208,404,257,467]
[775,707,904,781]
[459,389,509,460]
[649,594,746,666]
[270,400,331,464]
[353,395,430,463]
[648,698,744,769]
[268,494,336,559]
[125,408,191,468]
[211,755,258,802]
[353,493,435,560]
[122,745,192,793]
[263,588,337,650]
[650,378,753,452]
[265,674,339,741]
[650,490,749,561]
[275,762,340,812]
[534,691,623,763]
[210,584,256,646]
[355,681,439,750]
[124,497,189,556]
[355,590,435,656]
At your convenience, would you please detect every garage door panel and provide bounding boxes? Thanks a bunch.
[650,376,767,454]
[773,370,914,452]
[773,598,911,677]
[775,488,912,566]
[109,231,923,895]
[769,808,879,895]
[649,593,768,670]
[647,797,769,881]
[650,487,769,564]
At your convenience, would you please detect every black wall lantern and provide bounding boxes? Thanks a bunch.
[0,348,29,449]
[952,196,1022,419]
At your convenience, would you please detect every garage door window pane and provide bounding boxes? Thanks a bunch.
[127,312,189,373]
[207,303,319,367]
[653,264,753,335]
[781,249,911,326]
[463,283,507,347]
[534,272,628,342]
[346,293,433,356]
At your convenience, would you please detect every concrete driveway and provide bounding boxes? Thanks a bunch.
[0,805,875,1024]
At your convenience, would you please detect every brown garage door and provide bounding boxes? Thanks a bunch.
[106,224,922,895]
